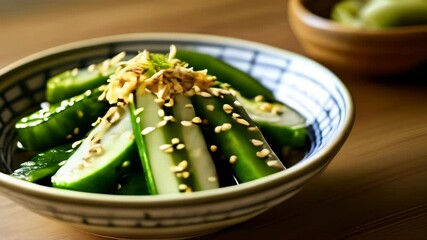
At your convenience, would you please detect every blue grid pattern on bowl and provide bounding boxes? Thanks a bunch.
[0,37,346,173]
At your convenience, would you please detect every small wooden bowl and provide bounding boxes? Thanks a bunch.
[288,0,427,76]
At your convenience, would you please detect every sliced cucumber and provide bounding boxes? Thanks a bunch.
[11,144,74,183]
[15,88,109,151]
[236,94,307,148]
[172,95,219,191]
[51,106,135,193]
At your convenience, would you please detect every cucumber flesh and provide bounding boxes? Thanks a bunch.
[51,106,135,193]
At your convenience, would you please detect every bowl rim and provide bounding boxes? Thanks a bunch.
[288,0,427,36]
[0,32,355,206]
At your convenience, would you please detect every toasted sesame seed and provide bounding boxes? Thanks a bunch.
[77,110,84,118]
[66,134,73,140]
[164,116,176,122]
[199,91,212,98]
[181,171,190,179]
[159,144,173,151]
[248,126,258,132]
[176,143,185,150]
[178,184,188,191]
[229,155,238,164]
[185,103,193,108]
[214,126,222,133]
[171,138,180,145]
[206,104,215,111]
[178,160,188,170]
[158,109,165,117]
[221,123,232,131]
[235,118,250,126]
[251,139,264,147]
[181,120,193,127]
[157,120,168,127]
[210,145,218,152]
[87,64,96,72]
[141,127,155,135]
[164,98,175,107]
[208,176,217,182]
[223,104,233,114]
[232,113,241,119]
[254,95,264,102]
[72,140,83,149]
[259,103,273,112]
[267,160,283,168]
[191,116,202,124]
[134,107,144,116]
[256,149,271,158]
[71,68,79,77]
[73,127,79,135]
[122,161,130,168]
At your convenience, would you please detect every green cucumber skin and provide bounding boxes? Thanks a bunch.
[236,94,306,148]
[135,94,182,194]
[192,94,285,183]
[172,95,220,191]
[331,0,427,28]
[15,89,109,151]
[51,107,136,193]
[11,144,74,183]
[175,50,276,102]
[46,66,115,104]
[360,0,427,28]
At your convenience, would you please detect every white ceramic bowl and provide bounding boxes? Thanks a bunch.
[0,33,354,239]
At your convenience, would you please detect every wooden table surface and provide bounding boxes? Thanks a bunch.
[1,0,426,239]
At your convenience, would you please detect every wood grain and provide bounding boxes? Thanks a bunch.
[1,0,426,239]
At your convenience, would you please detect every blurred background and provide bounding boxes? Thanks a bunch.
[0,0,302,68]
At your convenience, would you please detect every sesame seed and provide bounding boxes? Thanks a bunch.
[164,116,176,122]
[254,95,264,102]
[191,117,202,124]
[181,171,190,179]
[159,144,173,151]
[256,149,271,158]
[214,126,222,133]
[251,139,264,147]
[266,160,283,168]
[171,138,180,145]
[71,68,79,77]
[181,121,193,127]
[199,91,212,98]
[235,118,250,126]
[222,104,233,114]
[259,103,273,112]
[73,127,79,135]
[233,100,242,107]
[248,126,258,132]
[221,123,232,131]
[229,155,238,164]
[232,113,241,119]
[141,127,155,135]
[66,134,73,140]
[72,140,83,149]
[134,107,144,116]
[206,104,215,111]
[157,120,168,128]
[185,103,193,108]
[136,117,141,123]
[122,161,130,168]
[77,110,84,118]
[164,98,175,107]
[208,176,217,182]
[176,143,185,150]
[178,184,188,191]
[210,145,218,152]
[158,109,165,117]
[87,64,96,72]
